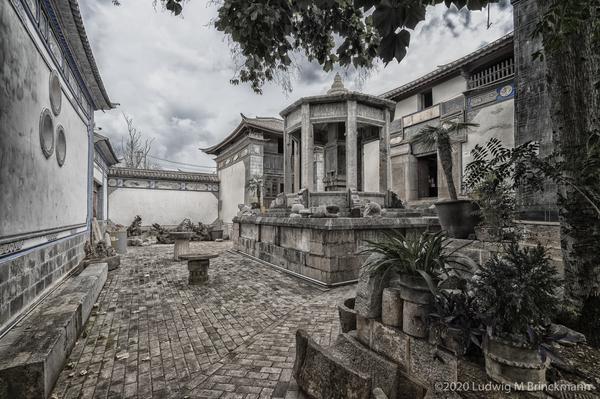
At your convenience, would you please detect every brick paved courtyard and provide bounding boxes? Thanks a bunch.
[51,241,355,399]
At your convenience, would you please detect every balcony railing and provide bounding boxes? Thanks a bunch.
[468,57,514,89]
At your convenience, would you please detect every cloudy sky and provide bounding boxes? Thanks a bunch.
[81,0,513,172]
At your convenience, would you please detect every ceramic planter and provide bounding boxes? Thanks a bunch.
[483,334,548,390]
[396,274,433,338]
[434,200,480,239]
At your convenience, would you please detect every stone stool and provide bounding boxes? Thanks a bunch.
[179,254,218,284]
[169,232,193,260]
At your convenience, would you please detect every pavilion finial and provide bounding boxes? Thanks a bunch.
[327,73,347,94]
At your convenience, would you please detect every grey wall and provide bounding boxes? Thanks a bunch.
[0,0,93,331]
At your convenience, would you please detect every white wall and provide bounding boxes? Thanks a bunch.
[362,140,380,192]
[432,75,467,104]
[462,99,515,175]
[108,188,218,226]
[0,2,90,238]
[394,95,418,120]
[219,161,246,223]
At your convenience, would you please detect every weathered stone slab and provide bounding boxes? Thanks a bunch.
[335,332,400,399]
[355,253,386,318]
[371,320,408,368]
[293,329,371,399]
[0,263,107,399]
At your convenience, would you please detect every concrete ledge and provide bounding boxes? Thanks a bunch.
[234,215,440,231]
[0,263,108,398]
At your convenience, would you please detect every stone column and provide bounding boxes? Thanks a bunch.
[293,140,300,192]
[300,103,314,190]
[346,101,358,190]
[379,109,390,193]
[283,121,293,193]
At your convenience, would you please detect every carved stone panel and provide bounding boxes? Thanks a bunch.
[357,104,384,121]
[310,102,346,119]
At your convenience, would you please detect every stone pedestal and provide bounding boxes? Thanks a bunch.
[169,232,192,261]
[180,254,218,285]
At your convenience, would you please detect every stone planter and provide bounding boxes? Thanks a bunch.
[483,334,548,390]
[396,275,433,338]
[210,229,224,241]
[381,287,403,328]
[429,322,468,356]
[434,199,479,239]
[169,232,192,261]
[338,297,357,333]
[111,230,127,254]
[84,255,121,271]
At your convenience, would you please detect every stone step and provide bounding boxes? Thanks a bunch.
[0,263,108,399]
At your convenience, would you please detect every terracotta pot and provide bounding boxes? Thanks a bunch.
[483,334,548,390]
[434,200,480,239]
[395,274,433,338]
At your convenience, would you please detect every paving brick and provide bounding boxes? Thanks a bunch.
[52,242,355,398]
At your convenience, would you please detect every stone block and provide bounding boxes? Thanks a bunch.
[355,254,386,319]
[0,262,107,399]
[381,288,403,328]
[293,329,371,399]
[356,314,373,347]
[335,332,399,399]
[338,298,357,333]
[408,337,458,387]
[371,320,408,368]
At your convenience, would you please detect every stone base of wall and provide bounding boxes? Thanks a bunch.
[0,233,87,331]
[232,216,440,286]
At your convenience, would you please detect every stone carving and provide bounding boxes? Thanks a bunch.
[84,239,120,270]
[364,201,382,217]
[269,192,287,209]
[310,206,327,218]
[127,215,142,237]
[290,203,305,214]
[152,223,173,244]
[39,108,54,159]
[56,125,66,167]
[49,70,62,116]
[385,190,404,209]
[327,73,348,95]
[176,218,210,241]
[237,204,256,217]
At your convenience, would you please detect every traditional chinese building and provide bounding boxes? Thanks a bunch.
[93,132,119,229]
[0,0,112,331]
[202,114,284,227]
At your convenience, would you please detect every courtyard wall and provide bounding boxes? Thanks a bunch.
[107,167,219,227]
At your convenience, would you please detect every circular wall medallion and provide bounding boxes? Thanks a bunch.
[39,108,54,158]
[56,125,66,167]
[499,84,513,98]
[49,70,62,116]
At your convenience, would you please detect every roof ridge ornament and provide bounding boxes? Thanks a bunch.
[327,73,348,94]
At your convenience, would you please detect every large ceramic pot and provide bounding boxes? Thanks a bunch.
[395,274,433,338]
[483,334,548,391]
[434,199,479,239]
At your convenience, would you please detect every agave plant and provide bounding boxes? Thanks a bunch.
[410,121,479,200]
[360,230,475,292]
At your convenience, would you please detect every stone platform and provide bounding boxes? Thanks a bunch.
[0,263,107,398]
[232,216,440,287]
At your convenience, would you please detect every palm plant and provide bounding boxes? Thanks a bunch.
[360,230,475,292]
[410,121,479,200]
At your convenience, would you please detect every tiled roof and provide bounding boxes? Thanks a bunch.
[380,33,514,101]
[108,167,219,183]
[201,114,283,155]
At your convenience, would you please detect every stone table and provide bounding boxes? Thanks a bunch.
[179,254,218,284]
[169,232,193,261]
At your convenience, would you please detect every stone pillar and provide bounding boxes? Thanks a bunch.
[379,109,390,193]
[314,146,325,192]
[283,122,293,193]
[300,103,314,190]
[293,140,300,192]
[405,155,419,201]
[346,101,358,190]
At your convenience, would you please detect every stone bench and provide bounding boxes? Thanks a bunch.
[0,263,107,399]
[179,254,218,284]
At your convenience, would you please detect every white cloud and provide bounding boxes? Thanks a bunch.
[82,0,513,171]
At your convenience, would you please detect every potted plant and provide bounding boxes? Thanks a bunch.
[410,121,480,238]
[471,243,561,390]
[361,230,474,337]
[467,175,516,242]
[428,280,482,356]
